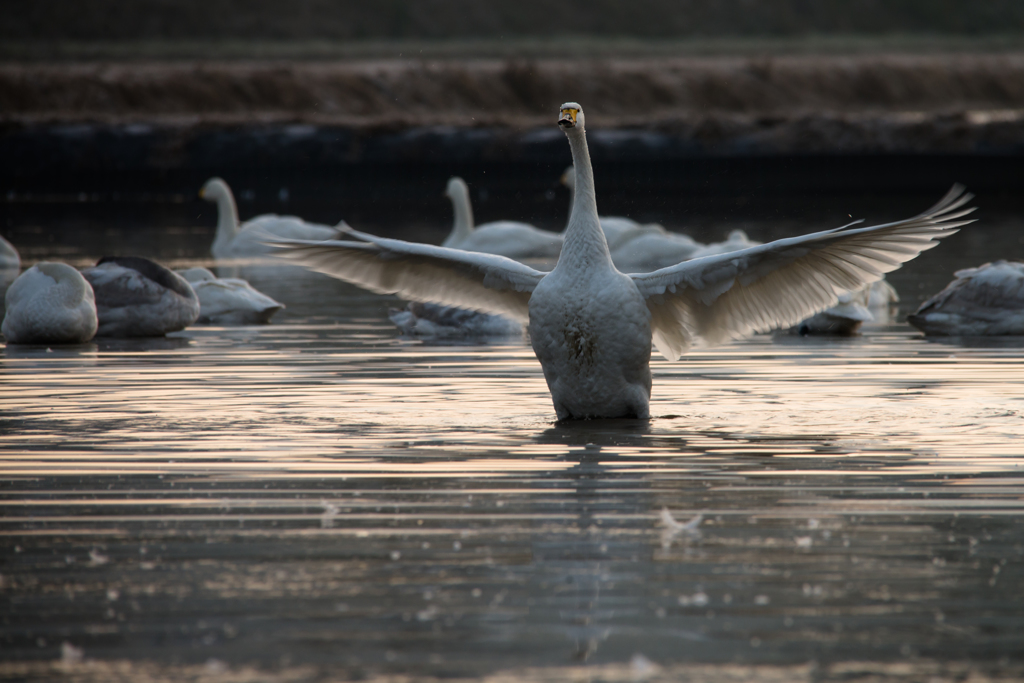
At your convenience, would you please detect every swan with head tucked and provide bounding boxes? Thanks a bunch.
[908,260,1024,335]
[200,178,341,259]
[443,177,563,259]
[83,256,200,337]
[2,262,97,344]
[176,267,284,324]
[787,279,899,335]
[269,102,974,420]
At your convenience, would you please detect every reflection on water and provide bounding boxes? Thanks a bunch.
[1,261,1023,681]
[1,193,1024,681]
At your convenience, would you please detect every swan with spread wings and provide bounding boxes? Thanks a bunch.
[271,102,974,421]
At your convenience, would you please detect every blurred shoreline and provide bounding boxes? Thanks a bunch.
[4,54,1024,131]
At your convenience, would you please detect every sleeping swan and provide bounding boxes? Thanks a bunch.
[177,267,284,324]
[908,260,1024,335]
[83,257,200,337]
[200,177,340,259]
[443,177,563,259]
[2,262,98,344]
[270,102,974,420]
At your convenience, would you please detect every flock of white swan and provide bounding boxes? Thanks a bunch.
[1,101,1021,418]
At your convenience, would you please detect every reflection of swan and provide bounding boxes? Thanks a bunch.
[200,177,339,258]
[2,262,97,344]
[442,177,563,259]
[271,102,974,420]
[560,166,669,252]
[177,267,284,324]
[83,257,200,337]
[908,260,1024,335]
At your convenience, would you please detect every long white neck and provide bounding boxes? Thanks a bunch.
[443,184,475,248]
[212,189,240,253]
[558,129,611,271]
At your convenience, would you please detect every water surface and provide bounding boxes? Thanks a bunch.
[1,194,1023,682]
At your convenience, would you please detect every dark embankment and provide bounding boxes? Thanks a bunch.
[2,54,1023,211]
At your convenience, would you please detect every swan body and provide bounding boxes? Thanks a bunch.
[270,102,973,420]
[908,260,1024,335]
[83,257,200,337]
[610,231,704,273]
[2,262,98,344]
[389,302,522,339]
[177,267,284,324]
[201,178,340,259]
[443,177,563,259]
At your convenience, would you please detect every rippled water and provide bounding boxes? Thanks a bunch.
[2,197,1024,681]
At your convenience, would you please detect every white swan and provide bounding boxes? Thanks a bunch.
[200,178,340,259]
[908,260,1024,335]
[560,166,670,252]
[442,177,564,259]
[177,267,284,324]
[2,262,97,344]
[789,278,900,335]
[270,102,974,420]
[82,257,200,337]
[0,234,19,271]
[388,302,522,339]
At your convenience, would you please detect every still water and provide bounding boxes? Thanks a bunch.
[1,190,1023,681]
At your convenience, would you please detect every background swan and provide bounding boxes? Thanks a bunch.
[200,177,340,259]
[560,166,670,251]
[442,177,563,259]
[908,260,1024,335]
[787,279,900,335]
[388,302,522,339]
[270,102,973,420]
[2,262,97,344]
[0,234,19,271]
[83,256,200,337]
[177,267,284,324]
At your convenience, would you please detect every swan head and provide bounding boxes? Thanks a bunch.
[558,102,584,131]
[444,177,469,200]
[200,177,231,202]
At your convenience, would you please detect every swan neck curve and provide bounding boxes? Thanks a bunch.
[212,187,240,253]
[444,183,474,247]
[559,129,610,269]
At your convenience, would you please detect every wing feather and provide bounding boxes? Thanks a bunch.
[632,185,975,359]
[268,233,546,322]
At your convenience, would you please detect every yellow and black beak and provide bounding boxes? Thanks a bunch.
[558,107,579,128]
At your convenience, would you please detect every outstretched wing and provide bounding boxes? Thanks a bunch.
[631,185,975,359]
[268,230,547,322]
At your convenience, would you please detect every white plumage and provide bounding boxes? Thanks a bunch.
[442,177,563,259]
[200,177,340,259]
[2,262,98,344]
[0,234,19,272]
[177,267,284,325]
[270,102,973,420]
[82,257,200,337]
[908,260,1024,335]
